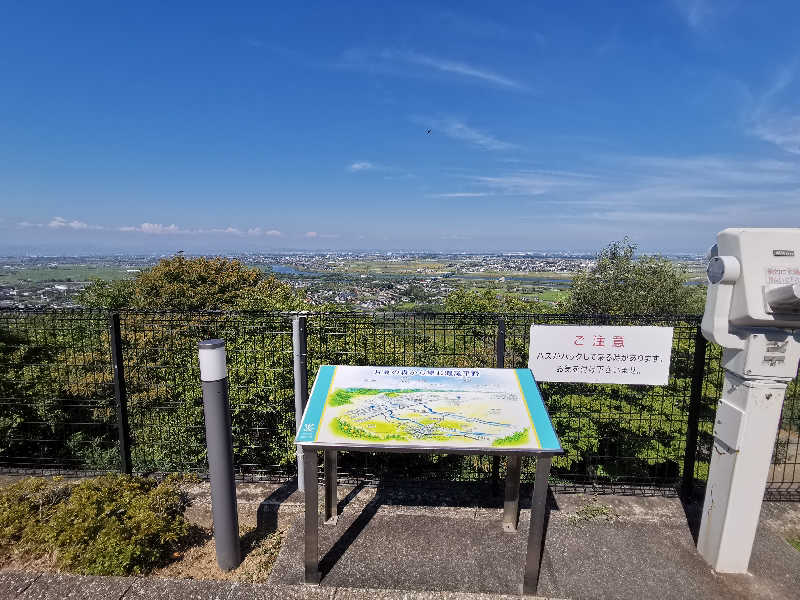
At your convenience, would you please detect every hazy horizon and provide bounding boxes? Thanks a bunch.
[0,241,705,258]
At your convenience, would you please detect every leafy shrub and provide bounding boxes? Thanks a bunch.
[0,475,189,575]
[0,477,72,553]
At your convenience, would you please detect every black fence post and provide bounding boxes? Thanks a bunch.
[293,315,309,490]
[495,317,506,368]
[491,317,506,490]
[682,325,707,498]
[109,312,132,475]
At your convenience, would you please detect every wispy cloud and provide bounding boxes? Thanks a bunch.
[436,10,511,40]
[749,66,800,155]
[339,48,526,91]
[394,51,524,89]
[122,223,288,236]
[470,170,596,196]
[348,161,375,172]
[49,216,97,230]
[673,0,715,29]
[120,223,184,234]
[753,114,800,155]
[247,227,283,237]
[424,117,518,151]
[304,231,340,239]
[427,192,491,198]
[243,37,265,48]
[467,154,800,228]
[19,218,284,237]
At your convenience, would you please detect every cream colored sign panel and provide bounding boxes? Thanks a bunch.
[529,325,673,385]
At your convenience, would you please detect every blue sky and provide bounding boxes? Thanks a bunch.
[1,1,799,254]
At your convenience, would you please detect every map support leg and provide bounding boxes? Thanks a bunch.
[523,456,551,596]
[303,449,321,584]
[324,449,338,524]
[503,455,522,532]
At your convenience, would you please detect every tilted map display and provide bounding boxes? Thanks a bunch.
[295,365,561,453]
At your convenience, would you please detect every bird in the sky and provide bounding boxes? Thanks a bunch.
[426,129,432,135]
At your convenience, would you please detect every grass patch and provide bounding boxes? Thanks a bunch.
[327,388,383,406]
[0,265,133,285]
[0,475,191,575]
[331,417,382,440]
[567,497,617,525]
[327,388,420,406]
[492,428,529,447]
[788,537,800,552]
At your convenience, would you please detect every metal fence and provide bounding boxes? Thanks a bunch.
[0,309,798,499]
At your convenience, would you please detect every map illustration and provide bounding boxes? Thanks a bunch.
[296,366,561,452]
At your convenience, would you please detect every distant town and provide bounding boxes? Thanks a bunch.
[0,252,707,311]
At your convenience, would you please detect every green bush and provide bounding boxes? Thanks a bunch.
[0,477,72,551]
[0,475,189,575]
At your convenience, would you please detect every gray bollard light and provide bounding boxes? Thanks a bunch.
[198,339,241,571]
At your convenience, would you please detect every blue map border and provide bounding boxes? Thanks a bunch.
[295,365,336,443]
[515,368,561,451]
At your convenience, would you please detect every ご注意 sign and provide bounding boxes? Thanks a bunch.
[528,325,674,385]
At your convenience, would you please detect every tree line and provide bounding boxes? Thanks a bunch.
[0,240,721,486]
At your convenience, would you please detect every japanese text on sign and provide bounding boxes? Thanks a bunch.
[528,325,674,385]
[372,368,481,378]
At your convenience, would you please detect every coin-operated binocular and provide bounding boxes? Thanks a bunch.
[698,228,800,572]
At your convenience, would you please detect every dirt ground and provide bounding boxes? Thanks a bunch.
[151,524,284,582]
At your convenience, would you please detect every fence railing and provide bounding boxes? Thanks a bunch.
[0,309,798,500]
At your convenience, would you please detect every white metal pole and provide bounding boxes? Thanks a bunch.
[697,373,786,572]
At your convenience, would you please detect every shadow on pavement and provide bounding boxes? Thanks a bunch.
[320,492,382,576]
[257,480,298,532]
[679,489,703,545]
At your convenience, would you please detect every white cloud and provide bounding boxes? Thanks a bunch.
[17,218,286,238]
[205,227,241,235]
[753,114,800,155]
[244,37,265,48]
[396,51,524,89]
[471,170,594,196]
[137,223,182,234]
[673,0,715,29]
[247,227,283,237]
[468,154,800,228]
[427,192,490,198]
[748,67,800,155]
[48,216,93,230]
[437,11,511,40]
[303,231,339,239]
[348,161,374,172]
[340,48,526,91]
[426,118,518,151]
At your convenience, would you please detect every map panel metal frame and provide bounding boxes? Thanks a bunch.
[295,365,563,596]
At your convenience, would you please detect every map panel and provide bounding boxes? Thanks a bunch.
[295,366,561,452]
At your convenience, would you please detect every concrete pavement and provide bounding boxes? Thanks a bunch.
[0,572,553,600]
[266,483,800,599]
[1,480,798,599]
